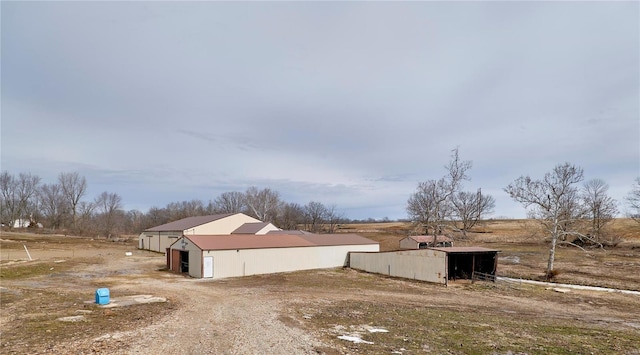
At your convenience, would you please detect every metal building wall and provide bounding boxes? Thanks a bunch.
[201,244,380,279]
[350,249,447,284]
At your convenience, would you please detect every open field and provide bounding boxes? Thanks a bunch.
[1,219,639,354]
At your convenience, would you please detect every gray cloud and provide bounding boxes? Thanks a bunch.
[2,1,638,219]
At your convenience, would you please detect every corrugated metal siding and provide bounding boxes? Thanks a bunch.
[202,244,380,279]
[138,231,181,252]
[350,249,447,284]
[186,214,261,235]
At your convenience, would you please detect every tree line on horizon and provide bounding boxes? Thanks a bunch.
[0,171,356,237]
[2,162,639,246]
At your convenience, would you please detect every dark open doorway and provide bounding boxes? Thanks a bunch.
[180,250,189,273]
[447,251,497,280]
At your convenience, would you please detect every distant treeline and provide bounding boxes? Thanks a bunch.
[0,171,398,238]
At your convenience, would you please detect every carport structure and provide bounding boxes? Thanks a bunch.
[349,246,499,285]
[429,247,499,282]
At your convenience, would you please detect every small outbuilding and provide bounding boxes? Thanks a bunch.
[167,233,379,279]
[138,213,279,253]
[399,235,453,249]
[350,246,498,285]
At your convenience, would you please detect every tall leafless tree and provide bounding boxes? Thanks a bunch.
[0,171,19,227]
[166,200,206,220]
[325,204,344,233]
[451,189,496,238]
[582,179,618,242]
[626,178,640,223]
[1,172,41,228]
[94,191,123,238]
[38,183,68,229]
[76,201,95,235]
[277,202,305,230]
[58,172,87,229]
[304,201,328,233]
[17,173,42,225]
[407,147,471,235]
[244,187,281,222]
[212,191,246,214]
[505,162,584,279]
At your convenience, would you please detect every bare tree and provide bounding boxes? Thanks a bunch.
[244,187,281,222]
[58,172,87,229]
[143,206,170,229]
[304,201,328,233]
[124,209,145,234]
[38,183,68,230]
[325,204,344,233]
[451,189,496,238]
[582,179,618,242]
[0,171,19,228]
[1,172,41,228]
[166,200,206,220]
[17,173,42,225]
[75,201,95,235]
[626,178,640,223]
[94,191,123,238]
[212,191,246,214]
[407,147,471,235]
[277,202,305,230]
[504,162,584,279]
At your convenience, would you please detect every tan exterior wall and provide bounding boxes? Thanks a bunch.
[168,237,204,277]
[399,238,418,249]
[191,244,379,279]
[139,231,181,253]
[350,249,447,284]
[183,214,261,235]
[139,213,262,253]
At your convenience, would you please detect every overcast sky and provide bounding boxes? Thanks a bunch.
[2,1,638,220]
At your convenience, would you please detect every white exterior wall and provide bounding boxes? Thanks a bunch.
[183,214,261,235]
[139,231,182,252]
[198,244,379,279]
[350,249,447,284]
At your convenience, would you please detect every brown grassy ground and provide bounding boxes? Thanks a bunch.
[1,220,639,354]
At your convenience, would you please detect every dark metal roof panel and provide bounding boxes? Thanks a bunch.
[231,222,271,234]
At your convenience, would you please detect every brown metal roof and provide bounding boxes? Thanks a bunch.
[298,233,380,246]
[404,235,453,243]
[183,233,378,251]
[266,230,313,235]
[145,214,234,232]
[428,246,499,253]
[231,222,272,234]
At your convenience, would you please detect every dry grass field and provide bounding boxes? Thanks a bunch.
[1,219,639,354]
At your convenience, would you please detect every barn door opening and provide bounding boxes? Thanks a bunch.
[180,250,189,273]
